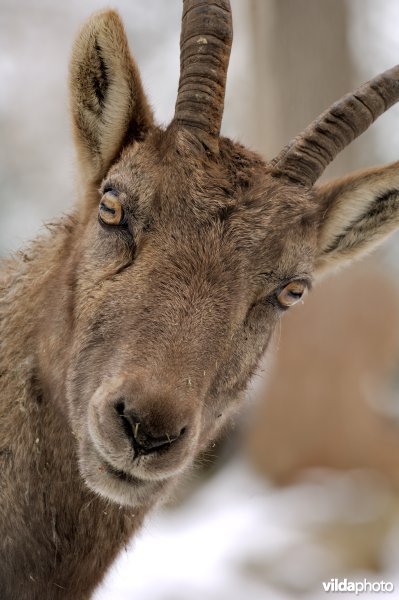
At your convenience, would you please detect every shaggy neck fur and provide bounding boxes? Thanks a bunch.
[0,220,147,600]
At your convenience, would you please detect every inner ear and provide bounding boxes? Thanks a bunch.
[313,163,399,274]
[69,10,153,186]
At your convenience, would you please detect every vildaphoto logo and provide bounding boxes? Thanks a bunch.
[322,578,394,594]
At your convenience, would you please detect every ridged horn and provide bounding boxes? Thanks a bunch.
[272,65,399,187]
[174,0,233,153]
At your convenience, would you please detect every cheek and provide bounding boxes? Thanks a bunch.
[65,300,126,439]
[201,304,278,441]
[65,347,100,438]
[74,223,135,297]
[217,304,278,392]
[198,323,278,449]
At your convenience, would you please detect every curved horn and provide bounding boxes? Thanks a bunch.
[174,0,233,153]
[272,65,399,187]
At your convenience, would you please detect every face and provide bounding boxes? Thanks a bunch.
[66,131,318,507]
[64,6,399,508]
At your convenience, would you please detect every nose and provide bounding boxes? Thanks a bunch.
[115,400,187,455]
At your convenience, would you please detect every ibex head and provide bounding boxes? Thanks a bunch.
[67,1,399,506]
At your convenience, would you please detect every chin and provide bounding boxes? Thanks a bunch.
[78,438,168,507]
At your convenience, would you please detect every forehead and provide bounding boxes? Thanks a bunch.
[105,130,318,277]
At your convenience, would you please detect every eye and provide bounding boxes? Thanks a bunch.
[276,280,307,309]
[99,191,127,227]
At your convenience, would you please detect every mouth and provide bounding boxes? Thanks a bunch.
[98,453,145,486]
[79,437,168,507]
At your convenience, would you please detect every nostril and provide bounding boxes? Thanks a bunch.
[114,400,140,448]
[115,400,125,416]
[113,399,188,455]
[143,425,187,453]
[148,435,175,451]
[142,431,182,454]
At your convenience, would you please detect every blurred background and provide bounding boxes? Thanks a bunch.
[2,0,399,598]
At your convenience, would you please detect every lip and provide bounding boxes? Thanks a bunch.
[97,452,147,486]
[79,435,169,507]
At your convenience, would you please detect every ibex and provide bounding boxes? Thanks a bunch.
[2,1,399,598]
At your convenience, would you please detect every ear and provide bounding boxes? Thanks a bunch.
[314,162,399,273]
[69,11,153,185]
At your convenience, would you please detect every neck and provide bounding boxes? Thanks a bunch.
[0,218,147,600]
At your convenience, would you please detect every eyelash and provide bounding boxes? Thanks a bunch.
[102,184,118,195]
[253,278,310,311]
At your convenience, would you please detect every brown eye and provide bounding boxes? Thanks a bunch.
[99,192,126,226]
[276,280,307,308]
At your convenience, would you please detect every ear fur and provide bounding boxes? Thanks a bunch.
[314,161,399,273]
[69,11,153,185]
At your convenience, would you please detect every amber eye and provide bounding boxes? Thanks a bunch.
[99,192,126,226]
[276,280,307,308]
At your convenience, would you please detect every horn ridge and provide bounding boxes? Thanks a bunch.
[174,0,232,153]
[272,65,399,186]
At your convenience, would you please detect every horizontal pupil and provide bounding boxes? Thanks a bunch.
[101,203,116,215]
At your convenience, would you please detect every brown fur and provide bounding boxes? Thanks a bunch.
[2,8,399,599]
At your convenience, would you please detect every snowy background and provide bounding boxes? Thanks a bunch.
[94,458,399,600]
